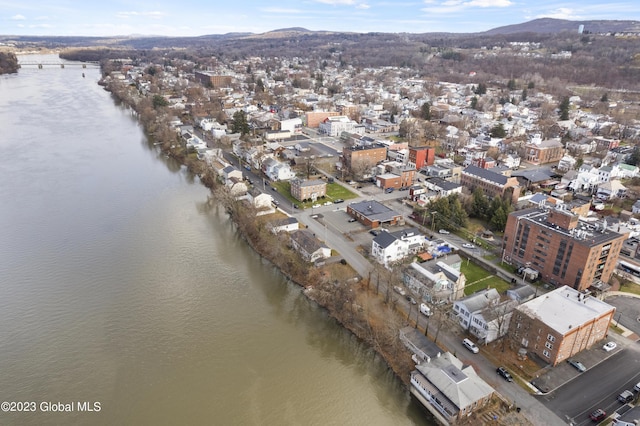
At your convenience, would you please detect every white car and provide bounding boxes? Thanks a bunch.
[603,342,617,352]
[462,243,475,249]
[393,286,406,296]
[438,229,450,234]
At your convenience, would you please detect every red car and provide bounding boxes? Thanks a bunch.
[589,409,606,422]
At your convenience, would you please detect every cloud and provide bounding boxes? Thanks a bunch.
[313,0,357,4]
[422,0,513,14]
[11,14,26,20]
[356,3,371,9]
[534,7,582,20]
[259,7,304,14]
[115,11,165,20]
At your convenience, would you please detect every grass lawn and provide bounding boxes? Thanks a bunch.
[620,280,640,296]
[461,261,511,295]
[270,181,357,209]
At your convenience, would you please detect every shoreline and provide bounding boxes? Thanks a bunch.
[101,76,418,389]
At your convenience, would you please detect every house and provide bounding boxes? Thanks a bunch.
[399,326,442,364]
[318,115,364,137]
[371,228,426,266]
[262,157,296,181]
[403,258,466,303]
[471,299,519,343]
[632,200,640,215]
[596,180,627,200]
[423,177,463,197]
[221,165,243,182]
[290,230,331,263]
[410,352,494,424]
[452,288,500,331]
[511,286,615,366]
[506,285,537,303]
[269,217,299,234]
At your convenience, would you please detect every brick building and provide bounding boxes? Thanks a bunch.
[193,71,233,88]
[305,111,340,128]
[502,207,628,291]
[461,165,520,204]
[408,146,435,170]
[511,286,615,366]
[524,137,565,165]
[342,143,388,172]
[290,178,327,202]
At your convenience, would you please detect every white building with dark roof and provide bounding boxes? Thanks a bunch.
[371,228,426,266]
[410,352,494,423]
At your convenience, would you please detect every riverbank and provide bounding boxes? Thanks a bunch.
[101,76,417,388]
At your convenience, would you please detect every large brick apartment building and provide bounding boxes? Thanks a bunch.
[194,71,234,88]
[342,143,388,171]
[511,285,615,366]
[502,206,628,291]
[461,165,520,204]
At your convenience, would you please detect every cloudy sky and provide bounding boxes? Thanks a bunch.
[3,0,639,37]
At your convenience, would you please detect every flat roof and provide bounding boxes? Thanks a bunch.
[518,286,615,335]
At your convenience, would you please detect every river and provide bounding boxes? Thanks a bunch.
[0,55,431,425]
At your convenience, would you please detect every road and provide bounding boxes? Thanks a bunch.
[539,346,640,425]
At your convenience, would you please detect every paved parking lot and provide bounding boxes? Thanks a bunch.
[606,294,640,338]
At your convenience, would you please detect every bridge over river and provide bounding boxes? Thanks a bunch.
[18,60,100,69]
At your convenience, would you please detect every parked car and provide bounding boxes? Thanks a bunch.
[419,303,432,317]
[312,204,321,208]
[369,229,380,236]
[618,390,634,403]
[462,338,479,354]
[568,359,586,372]
[462,243,475,249]
[333,198,344,204]
[603,342,617,352]
[496,367,513,382]
[347,218,357,222]
[405,295,417,305]
[385,187,394,193]
[438,229,450,234]
[634,382,640,392]
[393,286,406,296]
[589,408,606,422]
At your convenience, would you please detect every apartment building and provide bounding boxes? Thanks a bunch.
[342,143,388,171]
[511,286,615,365]
[502,206,628,291]
[460,165,520,204]
[289,178,327,202]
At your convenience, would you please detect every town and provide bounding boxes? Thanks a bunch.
[17,26,640,425]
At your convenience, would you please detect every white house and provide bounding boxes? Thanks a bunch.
[269,217,299,234]
[468,299,518,343]
[403,259,466,303]
[452,288,500,331]
[318,115,364,137]
[596,179,627,200]
[262,157,296,181]
[290,230,331,263]
[371,228,426,266]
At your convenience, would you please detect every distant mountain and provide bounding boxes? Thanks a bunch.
[483,18,640,35]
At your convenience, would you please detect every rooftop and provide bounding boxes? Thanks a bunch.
[518,285,615,335]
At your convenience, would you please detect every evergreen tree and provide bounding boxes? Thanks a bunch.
[490,123,507,138]
[421,102,431,120]
[521,88,528,101]
[507,79,516,90]
[471,188,490,220]
[231,110,250,135]
[559,97,570,120]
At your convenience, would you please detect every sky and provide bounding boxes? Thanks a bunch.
[2,0,640,37]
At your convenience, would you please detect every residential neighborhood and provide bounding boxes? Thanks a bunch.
[96,38,640,426]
